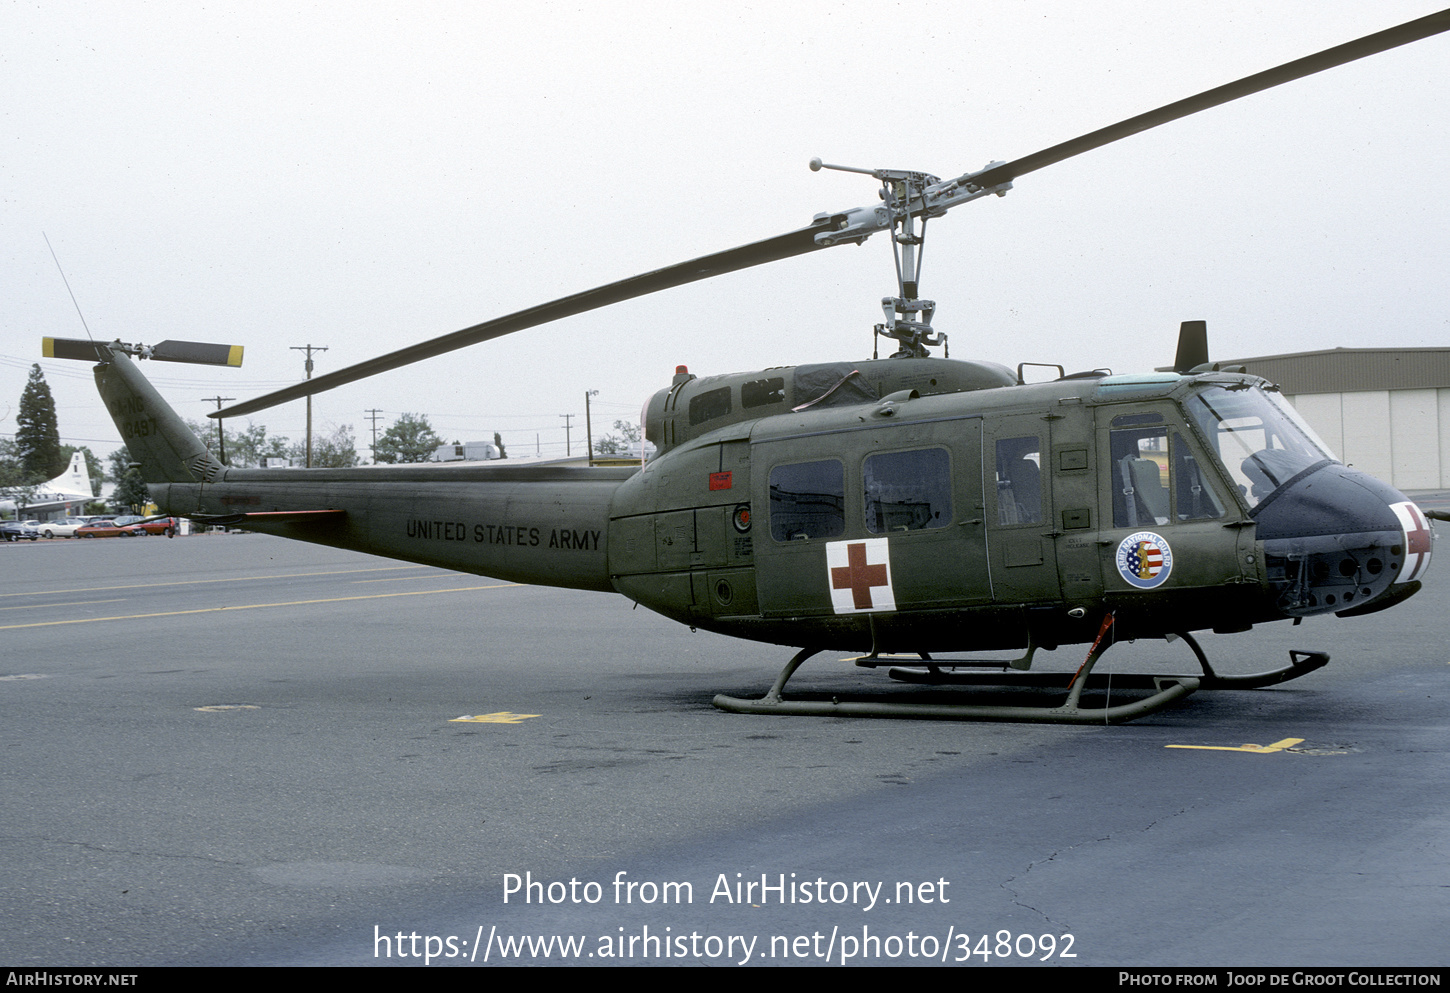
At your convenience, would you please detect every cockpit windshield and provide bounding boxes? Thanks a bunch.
[1183,385,1337,510]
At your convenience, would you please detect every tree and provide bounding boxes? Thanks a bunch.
[16,365,63,482]
[374,413,443,464]
[0,438,41,515]
[289,423,358,468]
[493,431,507,459]
[0,438,23,488]
[107,447,150,513]
[593,419,641,456]
[185,418,291,468]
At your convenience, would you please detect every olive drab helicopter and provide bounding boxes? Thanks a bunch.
[44,9,1449,724]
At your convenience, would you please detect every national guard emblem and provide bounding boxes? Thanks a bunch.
[1115,531,1173,589]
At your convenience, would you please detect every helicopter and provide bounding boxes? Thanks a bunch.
[43,8,1448,724]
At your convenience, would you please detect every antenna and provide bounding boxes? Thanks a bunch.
[43,233,96,342]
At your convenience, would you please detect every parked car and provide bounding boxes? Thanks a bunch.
[39,518,89,539]
[134,516,180,537]
[76,516,150,538]
[1,520,40,541]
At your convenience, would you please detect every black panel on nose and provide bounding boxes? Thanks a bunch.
[1253,463,1410,617]
[1252,462,1401,540]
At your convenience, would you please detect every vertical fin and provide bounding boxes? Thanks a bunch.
[94,345,225,484]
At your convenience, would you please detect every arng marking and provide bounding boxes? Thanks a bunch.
[1165,737,1304,753]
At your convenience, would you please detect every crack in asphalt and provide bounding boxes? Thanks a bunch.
[1000,808,1192,928]
[11,835,246,868]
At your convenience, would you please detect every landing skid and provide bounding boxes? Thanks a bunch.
[711,633,1329,724]
[887,633,1329,691]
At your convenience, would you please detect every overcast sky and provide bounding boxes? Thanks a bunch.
[4,1,1446,462]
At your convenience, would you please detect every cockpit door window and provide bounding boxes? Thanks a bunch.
[1110,414,1225,527]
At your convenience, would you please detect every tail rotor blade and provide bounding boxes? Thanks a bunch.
[43,337,244,367]
[42,337,109,363]
[150,341,245,367]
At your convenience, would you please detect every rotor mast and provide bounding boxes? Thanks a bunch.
[809,157,1013,358]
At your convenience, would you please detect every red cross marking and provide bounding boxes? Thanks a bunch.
[1406,517,1432,557]
[831,542,889,610]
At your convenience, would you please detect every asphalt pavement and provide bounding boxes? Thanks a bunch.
[0,532,1445,967]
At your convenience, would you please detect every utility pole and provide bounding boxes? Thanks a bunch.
[584,390,599,465]
[289,344,328,467]
[200,396,235,464]
[559,413,574,457]
[364,408,385,464]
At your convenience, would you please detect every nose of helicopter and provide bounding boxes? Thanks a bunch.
[1252,463,1432,617]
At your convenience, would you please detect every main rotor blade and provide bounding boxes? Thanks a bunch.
[965,8,1450,189]
[216,8,1450,419]
[214,220,836,418]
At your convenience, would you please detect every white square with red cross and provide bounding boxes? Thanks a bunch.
[826,538,896,614]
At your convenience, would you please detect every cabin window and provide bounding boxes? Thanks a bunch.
[995,437,1043,525]
[864,448,951,533]
[688,387,732,426]
[769,459,845,541]
[742,377,786,409]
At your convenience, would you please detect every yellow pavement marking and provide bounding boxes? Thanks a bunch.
[0,598,127,611]
[0,565,429,599]
[1166,737,1304,754]
[0,583,521,631]
[451,712,541,724]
